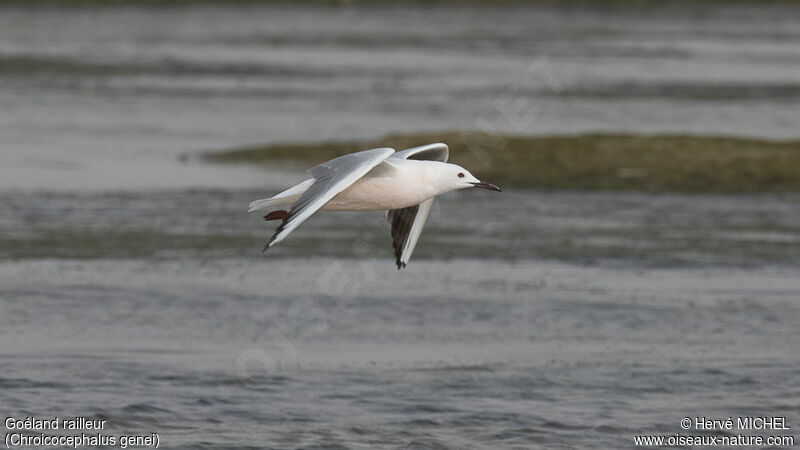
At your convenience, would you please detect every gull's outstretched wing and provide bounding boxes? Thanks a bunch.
[390,142,449,163]
[265,147,395,250]
[388,198,434,269]
[386,143,449,269]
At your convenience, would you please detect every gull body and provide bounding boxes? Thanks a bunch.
[248,143,501,269]
[257,159,461,211]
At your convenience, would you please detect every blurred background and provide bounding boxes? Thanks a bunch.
[1,1,799,448]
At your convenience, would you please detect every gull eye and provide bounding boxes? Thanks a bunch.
[457,172,465,178]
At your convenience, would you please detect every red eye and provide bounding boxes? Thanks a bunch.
[457,172,465,178]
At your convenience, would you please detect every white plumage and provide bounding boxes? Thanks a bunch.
[249,143,501,269]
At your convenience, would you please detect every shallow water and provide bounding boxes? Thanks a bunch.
[2,189,799,448]
[2,189,800,267]
[2,2,800,449]
[2,258,800,448]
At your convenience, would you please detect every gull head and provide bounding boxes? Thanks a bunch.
[435,163,502,193]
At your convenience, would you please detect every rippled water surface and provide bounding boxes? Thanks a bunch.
[3,254,800,448]
[2,2,800,449]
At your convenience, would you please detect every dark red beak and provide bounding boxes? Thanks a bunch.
[471,181,502,192]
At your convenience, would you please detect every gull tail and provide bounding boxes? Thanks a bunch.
[248,178,315,212]
[248,197,283,212]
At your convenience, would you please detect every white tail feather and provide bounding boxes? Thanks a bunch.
[247,178,315,212]
[248,197,281,212]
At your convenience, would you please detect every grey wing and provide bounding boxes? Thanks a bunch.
[390,142,448,163]
[387,197,435,269]
[265,147,395,250]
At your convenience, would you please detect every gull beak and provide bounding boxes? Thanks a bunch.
[471,181,502,192]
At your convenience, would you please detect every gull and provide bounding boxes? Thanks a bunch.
[248,143,501,269]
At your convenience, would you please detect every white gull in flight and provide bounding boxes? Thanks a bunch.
[248,143,501,269]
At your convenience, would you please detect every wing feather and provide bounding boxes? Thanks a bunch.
[265,147,394,250]
[386,143,447,269]
[390,143,448,163]
[388,197,434,269]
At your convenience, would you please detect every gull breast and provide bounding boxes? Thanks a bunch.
[325,166,433,211]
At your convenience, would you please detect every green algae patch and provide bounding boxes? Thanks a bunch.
[206,132,800,193]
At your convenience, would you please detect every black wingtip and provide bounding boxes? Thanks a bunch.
[263,229,280,253]
[396,261,406,270]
